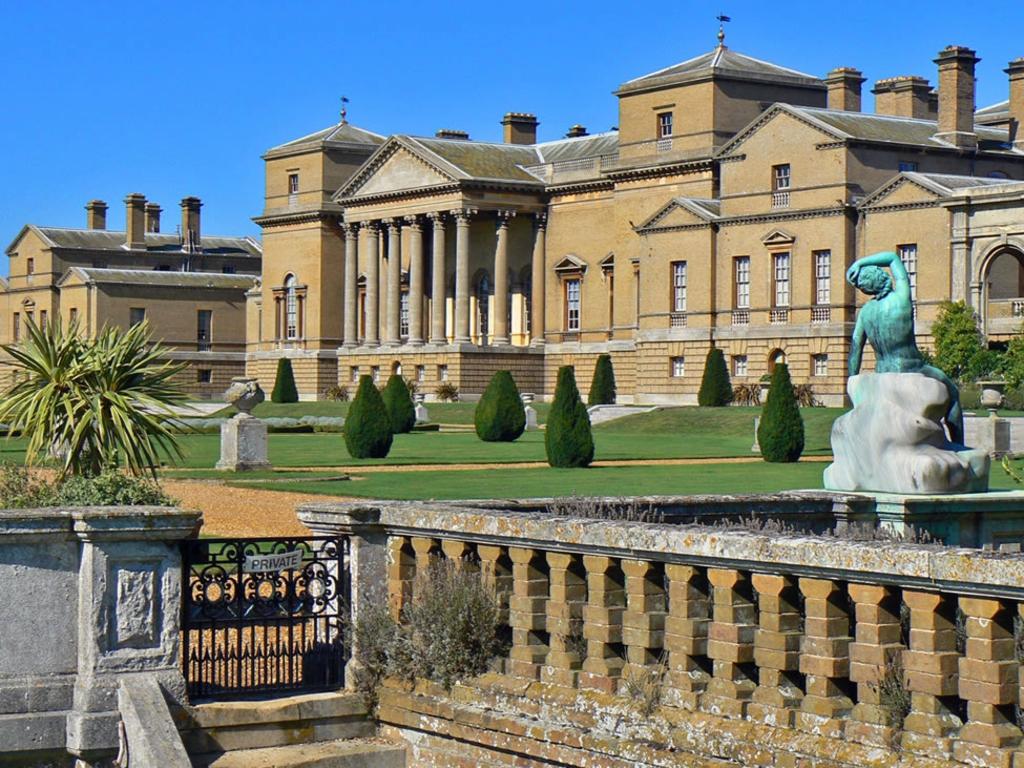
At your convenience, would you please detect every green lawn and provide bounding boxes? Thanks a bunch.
[212,400,550,426]
[225,458,1023,502]
[160,406,843,471]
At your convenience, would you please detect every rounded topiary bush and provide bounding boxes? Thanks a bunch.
[757,363,804,463]
[381,374,416,434]
[475,370,526,442]
[344,375,393,459]
[271,358,299,403]
[545,366,594,468]
[698,348,732,406]
[587,354,616,406]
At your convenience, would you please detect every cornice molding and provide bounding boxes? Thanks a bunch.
[604,159,714,182]
[253,210,343,228]
[717,205,848,227]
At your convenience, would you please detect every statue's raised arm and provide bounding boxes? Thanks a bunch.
[845,251,911,302]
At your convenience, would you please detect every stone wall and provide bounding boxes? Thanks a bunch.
[0,506,199,767]
[300,499,1024,768]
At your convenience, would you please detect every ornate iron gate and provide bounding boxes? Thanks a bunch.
[181,536,349,700]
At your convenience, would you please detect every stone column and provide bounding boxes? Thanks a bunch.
[749,573,803,727]
[797,577,854,736]
[343,223,359,348]
[386,537,415,622]
[363,222,380,346]
[955,596,1022,765]
[66,509,198,763]
[621,559,666,685]
[702,568,757,719]
[580,555,625,693]
[530,213,547,346]
[663,564,710,710]
[493,210,515,345]
[542,552,586,688]
[453,209,474,343]
[386,219,402,346]
[508,547,549,680]
[428,212,447,344]
[404,216,424,346]
[378,232,388,341]
[847,583,904,746]
[901,590,961,760]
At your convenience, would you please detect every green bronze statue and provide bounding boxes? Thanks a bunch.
[847,250,964,444]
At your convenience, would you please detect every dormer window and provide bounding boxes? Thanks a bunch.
[288,173,299,194]
[658,112,673,138]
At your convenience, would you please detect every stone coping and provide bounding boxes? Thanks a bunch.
[298,498,1024,598]
[0,506,201,542]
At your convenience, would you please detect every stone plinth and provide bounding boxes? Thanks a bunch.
[414,393,429,424]
[216,413,271,471]
[825,372,989,494]
[522,393,538,431]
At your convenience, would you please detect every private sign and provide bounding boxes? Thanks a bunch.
[245,550,304,573]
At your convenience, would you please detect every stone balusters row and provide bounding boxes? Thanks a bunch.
[340,210,547,349]
[385,535,1024,763]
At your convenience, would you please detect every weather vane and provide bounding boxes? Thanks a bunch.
[716,13,731,45]
[340,96,350,124]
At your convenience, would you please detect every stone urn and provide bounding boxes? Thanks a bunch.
[978,380,1006,415]
[224,377,265,416]
[521,393,538,431]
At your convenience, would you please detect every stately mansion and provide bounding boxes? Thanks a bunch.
[4,39,1024,404]
[242,38,1024,405]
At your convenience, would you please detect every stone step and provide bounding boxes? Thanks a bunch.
[586,404,659,426]
[179,691,374,755]
[191,737,406,768]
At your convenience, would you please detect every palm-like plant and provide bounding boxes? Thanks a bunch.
[0,318,187,478]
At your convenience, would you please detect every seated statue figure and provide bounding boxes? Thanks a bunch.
[847,250,964,444]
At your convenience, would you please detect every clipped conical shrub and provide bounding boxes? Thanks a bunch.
[545,366,594,468]
[698,348,732,406]
[475,370,526,442]
[271,358,299,403]
[381,374,416,434]
[344,375,393,459]
[587,354,616,406]
[757,363,804,463]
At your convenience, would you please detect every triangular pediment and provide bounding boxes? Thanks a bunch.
[637,197,719,232]
[761,228,796,247]
[859,172,946,209]
[355,146,456,197]
[554,254,588,273]
[717,104,843,159]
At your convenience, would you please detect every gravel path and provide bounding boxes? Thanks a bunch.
[162,480,356,538]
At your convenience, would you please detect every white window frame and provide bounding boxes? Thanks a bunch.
[814,250,831,305]
[773,164,791,190]
[898,244,918,301]
[773,253,790,307]
[351,366,360,383]
[400,291,410,338]
[734,257,750,309]
[288,173,299,194]
[733,355,748,377]
[284,274,298,339]
[671,261,687,313]
[671,356,685,378]
[658,112,673,138]
[813,354,828,377]
[438,364,449,382]
[565,278,581,332]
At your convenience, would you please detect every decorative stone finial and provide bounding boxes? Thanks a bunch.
[224,377,265,416]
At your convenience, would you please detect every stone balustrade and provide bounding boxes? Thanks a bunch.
[300,498,1024,768]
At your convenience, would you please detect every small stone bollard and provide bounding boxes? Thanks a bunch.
[751,415,761,454]
[216,377,272,471]
[522,393,538,431]
[414,392,429,424]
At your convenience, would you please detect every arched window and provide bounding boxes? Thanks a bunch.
[477,274,491,342]
[284,274,298,339]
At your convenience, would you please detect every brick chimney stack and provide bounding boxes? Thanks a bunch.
[124,193,146,250]
[180,197,202,253]
[85,200,107,230]
[145,202,161,233]
[934,45,979,149]
[825,67,866,112]
[1006,58,1024,149]
[566,124,588,138]
[501,113,538,145]
[435,129,470,140]
[873,76,935,119]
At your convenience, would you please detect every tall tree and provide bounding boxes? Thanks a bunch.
[545,366,594,468]
[698,348,732,406]
[587,354,617,406]
[757,363,804,463]
[344,375,394,459]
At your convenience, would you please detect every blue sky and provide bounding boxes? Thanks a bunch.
[1,0,1022,252]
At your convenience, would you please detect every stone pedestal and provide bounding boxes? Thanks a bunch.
[974,415,1011,457]
[216,414,271,471]
[825,372,989,494]
[414,393,429,424]
[522,393,538,431]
